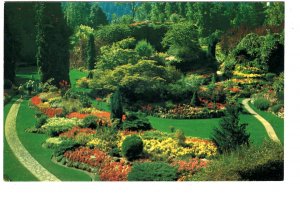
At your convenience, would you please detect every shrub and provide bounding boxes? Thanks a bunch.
[254,98,270,110]
[122,112,152,131]
[81,115,98,129]
[53,139,79,157]
[35,114,48,128]
[121,135,143,161]
[135,40,154,57]
[41,117,80,136]
[187,141,283,181]
[271,104,284,113]
[265,73,276,81]
[127,162,178,181]
[62,99,83,114]
[44,137,63,149]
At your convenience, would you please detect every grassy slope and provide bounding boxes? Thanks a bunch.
[249,102,284,144]
[3,99,38,181]
[16,99,91,181]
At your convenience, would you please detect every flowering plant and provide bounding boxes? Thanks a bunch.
[99,160,131,181]
[59,127,96,138]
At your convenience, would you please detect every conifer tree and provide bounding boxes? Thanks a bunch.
[87,34,96,71]
[89,4,108,29]
[212,101,250,153]
[36,2,70,86]
[110,87,124,122]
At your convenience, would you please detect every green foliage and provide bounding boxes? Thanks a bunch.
[187,141,283,181]
[63,2,91,29]
[131,23,169,52]
[271,104,284,113]
[110,87,123,122]
[128,162,178,181]
[121,135,143,161]
[53,139,79,157]
[96,24,132,45]
[135,40,154,58]
[87,34,96,70]
[36,2,71,86]
[35,114,48,129]
[273,72,284,98]
[265,73,276,81]
[88,3,108,28]
[81,115,98,129]
[95,126,119,152]
[62,99,83,114]
[162,22,204,70]
[91,60,180,102]
[264,2,284,26]
[190,91,200,107]
[64,89,91,107]
[212,102,250,153]
[253,98,270,111]
[69,25,94,69]
[96,38,138,70]
[122,112,152,131]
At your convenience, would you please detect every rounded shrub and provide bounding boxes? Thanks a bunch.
[127,162,178,181]
[121,135,143,161]
[254,98,270,111]
[271,104,284,113]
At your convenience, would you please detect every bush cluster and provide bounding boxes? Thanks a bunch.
[121,135,143,161]
[253,98,270,111]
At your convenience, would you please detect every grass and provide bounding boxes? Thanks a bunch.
[249,102,284,144]
[15,66,39,86]
[149,112,268,145]
[15,99,91,181]
[3,98,38,181]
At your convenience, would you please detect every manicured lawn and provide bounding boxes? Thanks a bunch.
[3,98,38,181]
[149,112,268,145]
[69,69,89,92]
[15,99,91,181]
[249,102,284,144]
[15,66,39,85]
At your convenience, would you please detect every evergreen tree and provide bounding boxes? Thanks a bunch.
[36,2,71,86]
[89,3,108,29]
[4,8,17,83]
[63,2,91,30]
[87,33,96,71]
[110,87,124,122]
[212,101,250,153]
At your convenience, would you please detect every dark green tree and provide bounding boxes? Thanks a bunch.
[36,2,71,86]
[87,34,96,71]
[110,87,124,122]
[89,3,108,28]
[212,101,250,153]
[264,2,284,26]
[4,8,17,83]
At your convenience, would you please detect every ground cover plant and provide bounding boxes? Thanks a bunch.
[4,1,284,182]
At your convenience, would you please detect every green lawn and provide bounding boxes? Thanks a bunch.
[69,69,89,92]
[3,98,38,181]
[249,102,284,144]
[15,100,91,181]
[149,112,268,145]
[15,66,39,85]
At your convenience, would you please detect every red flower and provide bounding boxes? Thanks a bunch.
[60,127,96,138]
[99,160,131,181]
[41,107,63,117]
[31,96,42,106]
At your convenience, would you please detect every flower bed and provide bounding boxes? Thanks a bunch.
[59,127,96,138]
[64,147,110,167]
[141,104,225,119]
[99,160,131,181]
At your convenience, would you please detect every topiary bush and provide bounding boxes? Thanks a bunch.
[121,135,143,161]
[127,162,178,181]
[122,112,152,131]
[253,98,270,111]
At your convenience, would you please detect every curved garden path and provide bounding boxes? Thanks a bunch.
[242,98,281,144]
[5,99,60,181]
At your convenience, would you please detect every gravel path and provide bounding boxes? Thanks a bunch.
[5,99,60,181]
[242,98,281,143]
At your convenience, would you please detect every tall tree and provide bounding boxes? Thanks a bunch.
[212,101,250,153]
[264,2,284,26]
[36,2,71,85]
[87,34,96,71]
[63,2,91,30]
[4,7,17,83]
[89,3,108,28]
